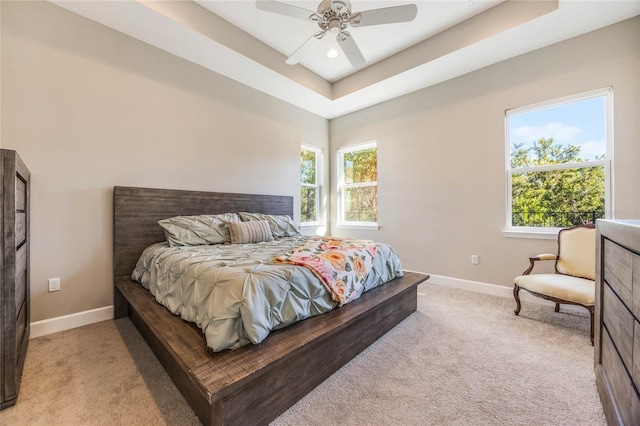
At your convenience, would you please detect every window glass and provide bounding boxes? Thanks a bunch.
[301,150,317,185]
[343,147,377,184]
[338,143,377,225]
[506,89,610,230]
[301,147,321,224]
[343,187,377,222]
[511,167,605,227]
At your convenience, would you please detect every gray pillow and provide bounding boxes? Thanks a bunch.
[238,212,300,238]
[158,213,240,246]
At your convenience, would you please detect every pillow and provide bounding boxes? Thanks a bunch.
[238,212,300,238]
[228,220,274,244]
[158,213,240,246]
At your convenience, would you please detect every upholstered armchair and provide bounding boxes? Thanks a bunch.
[513,224,596,344]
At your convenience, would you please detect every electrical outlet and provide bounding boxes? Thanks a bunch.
[471,255,479,265]
[48,277,61,292]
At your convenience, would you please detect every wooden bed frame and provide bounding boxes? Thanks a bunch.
[113,186,429,425]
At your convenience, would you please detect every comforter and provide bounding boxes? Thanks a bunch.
[131,235,403,351]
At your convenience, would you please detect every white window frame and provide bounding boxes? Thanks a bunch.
[300,145,322,226]
[337,141,378,229]
[504,88,612,239]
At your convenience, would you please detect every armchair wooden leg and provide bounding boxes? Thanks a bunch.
[514,284,522,315]
[513,281,594,345]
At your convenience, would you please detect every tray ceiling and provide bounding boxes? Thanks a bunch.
[48,0,640,119]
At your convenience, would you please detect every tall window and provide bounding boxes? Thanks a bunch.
[506,88,611,231]
[301,146,321,225]
[338,142,377,225]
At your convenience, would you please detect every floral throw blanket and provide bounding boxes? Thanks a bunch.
[274,236,377,306]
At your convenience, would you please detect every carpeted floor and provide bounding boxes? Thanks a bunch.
[0,283,606,425]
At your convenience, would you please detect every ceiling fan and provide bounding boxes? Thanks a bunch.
[255,0,418,68]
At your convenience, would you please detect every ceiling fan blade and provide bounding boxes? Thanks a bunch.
[286,33,322,65]
[337,33,365,68]
[352,4,418,27]
[255,0,315,21]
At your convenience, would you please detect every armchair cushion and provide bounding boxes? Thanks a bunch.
[556,225,596,280]
[515,273,595,306]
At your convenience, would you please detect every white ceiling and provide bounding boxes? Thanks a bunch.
[196,0,504,82]
[49,0,640,119]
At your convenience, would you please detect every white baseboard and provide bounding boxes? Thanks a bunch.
[411,271,587,314]
[28,271,587,338]
[422,273,515,298]
[30,305,114,339]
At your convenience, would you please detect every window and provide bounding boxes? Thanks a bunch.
[301,146,321,225]
[506,88,611,233]
[338,142,377,226]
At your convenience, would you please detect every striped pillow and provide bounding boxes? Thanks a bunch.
[238,212,300,237]
[228,220,273,244]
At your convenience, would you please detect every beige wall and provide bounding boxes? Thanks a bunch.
[2,1,638,323]
[330,17,640,287]
[1,2,329,321]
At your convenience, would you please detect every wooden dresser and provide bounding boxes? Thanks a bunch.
[0,150,30,410]
[594,219,640,425]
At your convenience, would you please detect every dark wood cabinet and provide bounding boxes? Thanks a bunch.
[595,219,640,425]
[0,149,30,410]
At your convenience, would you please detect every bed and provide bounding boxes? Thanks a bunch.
[113,186,430,425]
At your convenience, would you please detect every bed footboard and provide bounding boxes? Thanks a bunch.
[116,271,428,425]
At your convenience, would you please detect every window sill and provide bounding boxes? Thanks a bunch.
[502,229,559,240]
[300,223,323,228]
[300,224,327,236]
[336,223,380,231]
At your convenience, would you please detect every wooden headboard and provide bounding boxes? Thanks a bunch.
[112,186,294,281]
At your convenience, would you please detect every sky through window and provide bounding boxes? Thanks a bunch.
[509,96,606,161]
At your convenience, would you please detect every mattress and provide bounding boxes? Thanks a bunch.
[131,235,403,351]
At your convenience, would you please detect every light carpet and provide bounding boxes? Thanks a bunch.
[0,283,606,425]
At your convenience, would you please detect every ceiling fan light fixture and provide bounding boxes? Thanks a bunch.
[326,48,339,58]
[327,18,342,34]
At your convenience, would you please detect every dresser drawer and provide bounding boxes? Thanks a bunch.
[633,385,640,426]
[634,320,640,392]
[15,244,27,310]
[605,239,634,308]
[15,171,27,247]
[15,212,26,247]
[604,283,634,371]
[15,270,26,315]
[602,328,634,426]
[15,174,26,210]
[16,300,27,358]
[632,253,640,320]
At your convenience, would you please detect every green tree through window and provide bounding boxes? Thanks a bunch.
[510,138,605,227]
[301,147,320,224]
[339,143,377,224]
